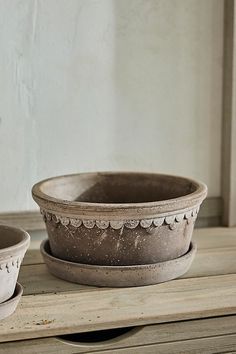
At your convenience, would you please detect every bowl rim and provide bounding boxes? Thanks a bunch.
[32,171,207,217]
[0,225,30,258]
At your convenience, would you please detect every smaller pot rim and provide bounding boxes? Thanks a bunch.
[0,225,30,258]
[32,172,207,218]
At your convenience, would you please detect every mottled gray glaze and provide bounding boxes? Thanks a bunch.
[41,240,197,287]
[45,217,194,265]
[32,172,207,266]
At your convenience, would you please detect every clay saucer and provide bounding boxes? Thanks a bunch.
[41,240,197,287]
[0,283,23,320]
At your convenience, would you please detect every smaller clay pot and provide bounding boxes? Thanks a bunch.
[0,225,30,303]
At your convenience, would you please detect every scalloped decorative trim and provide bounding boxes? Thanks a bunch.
[41,206,200,231]
[0,258,21,273]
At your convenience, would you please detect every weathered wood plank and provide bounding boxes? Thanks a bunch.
[96,334,236,354]
[19,263,99,295]
[0,211,44,231]
[19,246,236,295]
[0,316,236,354]
[192,227,236,249]
[22,249,43,266]
[184,247,236,278]
[0,274,236,343]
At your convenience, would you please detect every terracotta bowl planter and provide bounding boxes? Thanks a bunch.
[32,172,207,266]
[0,225,30,303]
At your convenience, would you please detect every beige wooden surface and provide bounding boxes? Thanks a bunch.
[0,211,44,231]
[95,335,236,354]
[0,228,235,344]
[2,272,236,343]
[0,315,236,354]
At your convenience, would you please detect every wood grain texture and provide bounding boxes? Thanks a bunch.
[1,227,236,344]
[222,0,236,226]
[0,211,44,231]
[0,273,236,343]
[19,245,236,296]
[96,334,236,354]
[192,227,236,249]
[19,263,98,295]
[22,249,43,265]
[0,315,236,353]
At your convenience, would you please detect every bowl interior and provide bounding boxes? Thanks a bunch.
[39,173,198,204]
[0,227,26,250]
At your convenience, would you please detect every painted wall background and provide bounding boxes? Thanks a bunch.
[0,0,223,212]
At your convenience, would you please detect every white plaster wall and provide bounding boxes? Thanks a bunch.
[0,0,223,212]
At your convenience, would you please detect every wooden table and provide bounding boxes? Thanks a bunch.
[0,227,236,353]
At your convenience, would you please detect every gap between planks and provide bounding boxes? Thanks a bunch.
[0,316,236,354]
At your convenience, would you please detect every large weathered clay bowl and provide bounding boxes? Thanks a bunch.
[32,172,207,266]
[0,225,30,303]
